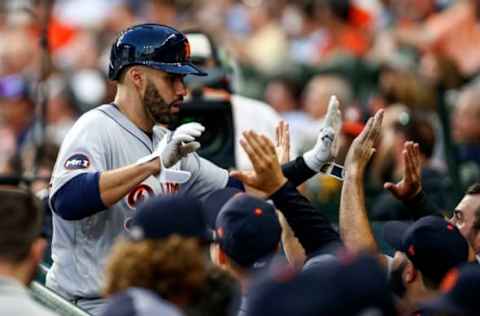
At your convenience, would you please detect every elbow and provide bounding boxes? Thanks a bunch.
[51,172,106,220]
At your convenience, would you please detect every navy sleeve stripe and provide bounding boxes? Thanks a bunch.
[51,172,106,220]
[226,176,245,191]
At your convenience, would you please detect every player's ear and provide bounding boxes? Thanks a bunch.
[217,247,228,266]
[127,66,146,92]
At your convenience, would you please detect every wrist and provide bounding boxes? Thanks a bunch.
[303,150,327,173]
[265,177,288,196]
[147,158,162,174]
[344,168,364,181]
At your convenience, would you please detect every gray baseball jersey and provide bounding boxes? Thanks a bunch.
[46,104,228,299]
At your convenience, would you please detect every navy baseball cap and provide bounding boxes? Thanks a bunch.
[102,288,184,316]
[383,216,469,285]
[129,194,212,242]
[202,188,243,229]
[421,263,480,316]
[247,254,396,316]
[215,193,281,270]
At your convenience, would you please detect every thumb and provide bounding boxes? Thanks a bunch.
[181,141,200,154]
[229,170,254,185]
[384,182,398,194]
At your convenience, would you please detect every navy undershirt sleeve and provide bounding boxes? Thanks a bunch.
[226,176,245,191]
[51,172,106,220]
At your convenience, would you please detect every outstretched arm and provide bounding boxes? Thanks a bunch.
[339,110,387,266]
[231,131,341,260]
[383,141,441,219]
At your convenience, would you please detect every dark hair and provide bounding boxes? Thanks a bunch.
[186,267,240,316]
[394,115,436,159]
[466,183,480,230]
[0,188,43,262]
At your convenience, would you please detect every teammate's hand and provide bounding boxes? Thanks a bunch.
[303,95,342,172]
[344,110,383,178]
[384,141,422,201]
[161,122,205,168]
[230,130,287,196]
[275,120,291,165]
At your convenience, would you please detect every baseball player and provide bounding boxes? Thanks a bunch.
[46,23,341,315]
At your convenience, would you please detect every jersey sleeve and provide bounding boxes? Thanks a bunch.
[180,153,229,201]
[50,110,111,198]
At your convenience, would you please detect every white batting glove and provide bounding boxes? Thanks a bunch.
[161,122,205,168]
[303,95,342,172]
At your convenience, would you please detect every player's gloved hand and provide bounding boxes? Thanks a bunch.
[161,122,205,168]
[303,95,342,172]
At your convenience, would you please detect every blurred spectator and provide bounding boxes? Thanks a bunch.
[371,116,451,220]
[230,0,290,76]
[0,187,57,316]
[0,75,35,167]
[396,0,480,78]
[102,288,185,316]
[452,83,480,187]
[309,0,373,63]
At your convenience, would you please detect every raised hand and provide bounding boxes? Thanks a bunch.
[344,110,384,178]
[275,120,290,165]
[303,95,342,172]
[230,130,287,196]
[162,122,204,168]
[384,141,422,200]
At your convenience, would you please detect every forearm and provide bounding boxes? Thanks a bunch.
[100,159,159,207]
[270,181,341,257]
[281,157,316,187]
[340,173,379,254]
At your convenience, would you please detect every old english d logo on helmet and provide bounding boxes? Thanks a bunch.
[108,23,207,80]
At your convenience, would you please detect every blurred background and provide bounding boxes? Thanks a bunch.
[1,0,480,225]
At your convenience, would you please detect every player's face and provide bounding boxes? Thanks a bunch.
[142,73,187,125]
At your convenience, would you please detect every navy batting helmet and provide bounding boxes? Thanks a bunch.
[108,23,207,81]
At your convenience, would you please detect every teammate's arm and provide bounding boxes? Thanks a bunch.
[339,110,388,267]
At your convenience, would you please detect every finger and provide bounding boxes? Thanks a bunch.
[258,134,278,157]
[240,136,264,170]
[280,121,286,145]
[369,109,384,144]
[324,95,339,125]
[284,123,290,153]
[244,131,271,157]
[181,141,200,154]
[357,117,374,144]
[173,134,195,143]
[413,143,421,167]
[404,149,415,182]
[176,122,205,136]
[275,123,280,147]
[384,182,399,195]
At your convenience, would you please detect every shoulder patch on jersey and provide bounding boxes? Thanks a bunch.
[64,153,91,170]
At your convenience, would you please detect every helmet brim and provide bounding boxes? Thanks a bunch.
[150,62,208,77]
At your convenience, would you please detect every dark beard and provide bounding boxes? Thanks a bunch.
[389,261,407,299]
[142,80,179,125]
